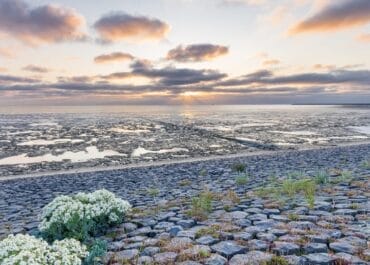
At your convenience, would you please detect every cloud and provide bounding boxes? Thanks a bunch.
[357,33,370,42]
[2,66,370,105]
[262,59,280,66]
[166,44,229,62]
[94,13,169,43]
[219,69,370,87]
[289,0,370,34]
[0,74,39,83]
[0,47,15,58]
[94,52,135,64]
[221,0,266,6]
[0,67,7,72]
[101,59,227,85]
[130,60,227,85]
[22,64,49,73]
[0,0,86,46]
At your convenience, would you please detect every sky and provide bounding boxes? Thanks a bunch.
[0,0,370,105]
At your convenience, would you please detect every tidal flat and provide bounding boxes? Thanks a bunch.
[0,105,370,177]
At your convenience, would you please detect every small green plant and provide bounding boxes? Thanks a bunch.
[179,179,192,186]
[235,174,248,186]
[339,170,353,182]
[195,225,221,238]
[231,163,246,173]
[83,239,107,265]
[282,179,298,197]
[264,255,289,265]
[314,170,329,185]
[224,189,241,204]
[287,171,305,179]
[198,248,211,259]
[199,169,208,176]
[361,159,370,169]
[287,213,299,221]
[269,174,279,184]
[254,187,278,198]
[188,190,214,220]
[147,188,160,197]
[281,178,316,208]
[299,179,316,209]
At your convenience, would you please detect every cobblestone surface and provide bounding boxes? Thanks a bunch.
[0,144,369,264]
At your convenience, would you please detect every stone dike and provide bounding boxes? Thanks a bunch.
[0,144,369,264]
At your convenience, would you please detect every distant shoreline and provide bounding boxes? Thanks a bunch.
[2,140,370,181]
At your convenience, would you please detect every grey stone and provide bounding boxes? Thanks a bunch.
[329,241,358,254]
[333,209,358,216]
[288,221,316,230]
[141,246,160,256]
[229,251,273,265]
[196,235,219,245]
[304,253,335,265]
[115,249,139,261]
[284,255,307,265]
[137,256,153,265]
[153,252,178,264]
[272,241,301,255]
[210,241,247,258]
[334,252,366,265]
[169,225,183,237]
[233,232,253,241]
[177,219,196,229]
[248,239,268,251]
[205,254,227,265]
[304,243,328,254]
[256,232,277,242]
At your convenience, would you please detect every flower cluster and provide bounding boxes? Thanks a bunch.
[0,234,88,265]
[39,189,131,241]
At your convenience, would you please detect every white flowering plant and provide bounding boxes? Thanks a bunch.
[39,189,132,242]
[0,234,88,265]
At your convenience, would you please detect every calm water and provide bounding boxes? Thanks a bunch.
[0,105,369,176]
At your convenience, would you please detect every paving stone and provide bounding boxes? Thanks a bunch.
[177,219,196,229]
[304,243,328,254]
[256,232,277,242]
[247,239,268,251]
[205,254,227,265]
[233,232,253,241]
[329,241,358,254]
[284,255,307,265]
[333,252,366,265]
[272,241,301,255]
[137,256,153,265]
[304,253,336,265]
[141,246,160,256]
[153,252,178,264]
[229,251,273,265]
[210,241,247,258]
[196,235,219,245]
[169,225,183,237]
[115,249,139,261]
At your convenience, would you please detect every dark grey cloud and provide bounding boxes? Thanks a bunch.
[101,60,227,86]
[0,0,86,45]
[22,64,49,73]
[289,0,370,34]
[167,44,229,62]
[94,12,169,43]
[219,69,370,86]
[0,74,39,83]
[1,67,369,105]
[94,52,135,64]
